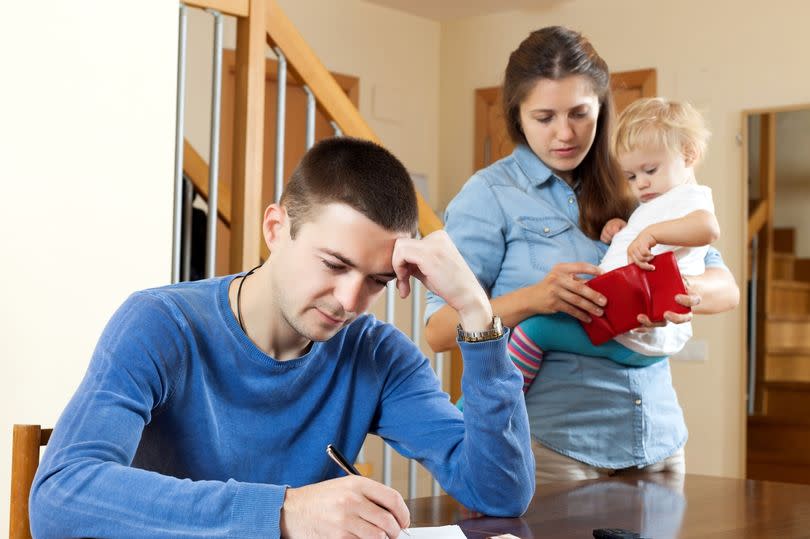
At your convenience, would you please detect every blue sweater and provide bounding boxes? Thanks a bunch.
[30,276,534,538]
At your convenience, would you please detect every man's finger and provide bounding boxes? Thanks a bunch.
[360,480,410,531]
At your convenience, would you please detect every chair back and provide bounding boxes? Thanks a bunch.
[9,425,51,539]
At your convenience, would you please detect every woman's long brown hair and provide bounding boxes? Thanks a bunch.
[502,26,635,239]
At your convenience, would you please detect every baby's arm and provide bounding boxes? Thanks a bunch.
[600,218,627,244]
[628,209,720,270]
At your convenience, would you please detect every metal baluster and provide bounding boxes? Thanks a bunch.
[330,120,343,137]
[181,178,193,282]
[408,278,421,499]
[748,235,758,415]
[205,9,223,278]
[432,351,444,496]
[273,48,287,203]
[383,281,396,487]
[171,5,188,283]
[303,85,316,149]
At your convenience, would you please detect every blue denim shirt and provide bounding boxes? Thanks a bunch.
[425,144,725,468]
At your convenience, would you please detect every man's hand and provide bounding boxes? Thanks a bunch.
[600,218,627,244]
[392,230,492,332]
[280,476,410,538]
[627,228,658,271]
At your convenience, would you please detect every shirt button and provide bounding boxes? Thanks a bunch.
[634,399,642,405]
[568,197,575,204]
[543,227,550,233]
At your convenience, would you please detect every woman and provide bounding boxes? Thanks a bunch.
[424,26,738,482]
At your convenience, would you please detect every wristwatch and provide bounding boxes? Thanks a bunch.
[456,315,504,343]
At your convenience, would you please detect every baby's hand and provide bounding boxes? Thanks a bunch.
[627,228,657,270]
[600,218,627,244]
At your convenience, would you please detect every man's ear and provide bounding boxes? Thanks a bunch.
[262,203,289,250]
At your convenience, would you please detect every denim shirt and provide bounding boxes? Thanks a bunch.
[425,144,725,468]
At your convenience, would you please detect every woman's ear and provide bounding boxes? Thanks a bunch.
[262,203,288,250]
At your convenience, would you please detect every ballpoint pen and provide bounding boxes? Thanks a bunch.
[326,444,411,537]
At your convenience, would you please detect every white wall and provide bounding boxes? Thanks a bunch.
[0,1,178,534]
[439,0,810,478]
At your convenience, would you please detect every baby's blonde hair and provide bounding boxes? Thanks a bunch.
[611,97,711,166]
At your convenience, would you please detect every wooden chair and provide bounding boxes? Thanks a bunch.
[9,424,51,539]
[8,424,370,538]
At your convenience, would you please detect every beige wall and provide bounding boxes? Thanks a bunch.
[0,1,179,534]
[439,0,810,478]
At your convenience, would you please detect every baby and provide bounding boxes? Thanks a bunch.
[510,97,720,392]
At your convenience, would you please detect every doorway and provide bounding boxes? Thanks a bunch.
[744,105,810,484]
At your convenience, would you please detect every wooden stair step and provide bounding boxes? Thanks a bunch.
[759,381,810,419]
[773,253,796,280]
[774,227,796,254]
[771,280,810,290]
[764,348,810,382]
[796,258,810,283]
[768,281,810,316]
[766,316,810,349]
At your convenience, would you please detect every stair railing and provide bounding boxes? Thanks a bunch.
[174,0,447,499]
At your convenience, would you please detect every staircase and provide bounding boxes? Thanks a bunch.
[748,227,810,484]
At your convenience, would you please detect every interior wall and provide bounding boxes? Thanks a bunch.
[775,183,810,258]
[439,0,810,478]
[185,0,441,211]
[0,1,178,535]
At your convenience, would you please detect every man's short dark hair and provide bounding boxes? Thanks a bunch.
[280,137,419,237]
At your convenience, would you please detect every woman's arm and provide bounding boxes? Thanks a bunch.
[636,265,740,327]
[425,261,607,352]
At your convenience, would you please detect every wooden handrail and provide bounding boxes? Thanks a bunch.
[182,0,248,17]
[264,0,443,236]
[748,198,769,244]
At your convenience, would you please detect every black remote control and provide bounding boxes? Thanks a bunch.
[593,529,649,539]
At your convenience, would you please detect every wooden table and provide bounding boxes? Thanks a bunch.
[407,473,810,538]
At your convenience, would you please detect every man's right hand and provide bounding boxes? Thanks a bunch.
[280,476,410,538]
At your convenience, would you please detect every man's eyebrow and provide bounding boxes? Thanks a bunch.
[321,249,397,279]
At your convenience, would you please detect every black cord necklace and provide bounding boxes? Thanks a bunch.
[236,264,262,333]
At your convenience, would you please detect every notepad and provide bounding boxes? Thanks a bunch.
[397,525,467,538]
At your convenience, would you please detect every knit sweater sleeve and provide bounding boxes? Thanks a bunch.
[370,325,534,516]
[29,292,286,538]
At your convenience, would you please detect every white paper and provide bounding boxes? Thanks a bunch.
[397,524,467,538]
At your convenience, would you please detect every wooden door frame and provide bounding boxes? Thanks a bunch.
[741,102,810,478]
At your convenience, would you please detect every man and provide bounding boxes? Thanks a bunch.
[30,138,534,538]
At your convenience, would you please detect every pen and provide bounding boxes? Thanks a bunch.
[326,443,361,476]
[326,444,411,537]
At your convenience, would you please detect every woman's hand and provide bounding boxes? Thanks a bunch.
[634,275,702,330]
[529,262,607,323]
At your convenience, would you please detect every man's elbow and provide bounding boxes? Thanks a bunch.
[29,474,65,539]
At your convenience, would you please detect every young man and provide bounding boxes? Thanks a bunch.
[30,138,534,538]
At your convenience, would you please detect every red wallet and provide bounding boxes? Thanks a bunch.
[580,251,691,345]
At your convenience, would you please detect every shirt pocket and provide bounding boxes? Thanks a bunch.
[515,216,575,272]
